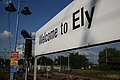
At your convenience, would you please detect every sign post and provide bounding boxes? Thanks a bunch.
[46,66,51,79]
[10,51,18,80]
[34,56,37,80]
[25,56,28,80]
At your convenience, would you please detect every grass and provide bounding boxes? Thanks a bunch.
[68,70,120,80]
[0,67,10,80]
[1,67,120,80]
[0,66,33,80]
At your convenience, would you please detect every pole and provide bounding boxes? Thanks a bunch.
[14,0,20,52]
[68,54,70,70]
[10,1,20,80]
[25,58,28,80]
[6,3,13,80]
[60,56,61,70]
[10,73,14,80]
[34,56,37,80]
[47,71,48,79]
[106,48,108,64]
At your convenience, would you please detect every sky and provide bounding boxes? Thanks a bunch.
[0,0,73,52]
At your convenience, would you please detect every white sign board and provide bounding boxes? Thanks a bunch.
[35,0,120,56]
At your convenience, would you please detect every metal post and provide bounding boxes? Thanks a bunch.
[60,56,61,70]
[7,13,12,79]
[68,54,70,70]
[14,0,20,52]
[10,1,20,80]
[34,56,37,80]
[10,73,14,80]
[47,71,48,79]
[25,59,28,80]
[106,48,108,64]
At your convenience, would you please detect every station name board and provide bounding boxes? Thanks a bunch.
[35,0,120,55]
[39,6,95,45]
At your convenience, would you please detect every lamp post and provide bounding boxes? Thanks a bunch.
[14,1,32,52]
[4,0,32,80]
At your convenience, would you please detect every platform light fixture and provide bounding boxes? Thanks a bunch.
[21,6,32,15]
[5,2,16,12]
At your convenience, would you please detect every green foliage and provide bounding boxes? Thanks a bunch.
[0,59,10,66]
[38,56,53,65]
[98,48,120,70]
[54,52,89,69]
[18,59,24,65]
[54,56,68,66]
[69,52,89,69]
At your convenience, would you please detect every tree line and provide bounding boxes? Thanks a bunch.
[35,48,120,70]
[1,47,120,71]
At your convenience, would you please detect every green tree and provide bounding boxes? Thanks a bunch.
[18,59,24,65]
[38,56,53,66]
[69,52,89,69]
[98,48,120,70]
[54,52,89,69]
[54,56,68,66]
